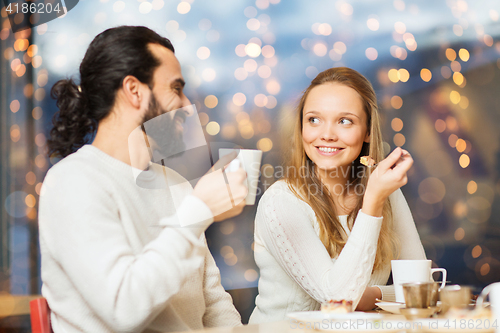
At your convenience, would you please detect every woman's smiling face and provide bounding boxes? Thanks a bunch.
[302,82,370,172]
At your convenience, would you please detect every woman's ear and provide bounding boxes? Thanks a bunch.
[364,131,371,143]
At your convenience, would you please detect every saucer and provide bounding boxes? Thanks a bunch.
[400,307,438,320]
[375,301,405,314]
[376,301,442,315]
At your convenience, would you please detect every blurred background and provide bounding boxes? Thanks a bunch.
[1,0,500,325]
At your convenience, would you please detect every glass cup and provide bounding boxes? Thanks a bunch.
[402,282,439,308]
[440,285,471,315]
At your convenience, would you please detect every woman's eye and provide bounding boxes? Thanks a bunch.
[308,117,320,124]
[340,118,353,125]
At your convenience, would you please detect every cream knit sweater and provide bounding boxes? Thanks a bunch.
[249,180,426,323]
[38,145,241,332]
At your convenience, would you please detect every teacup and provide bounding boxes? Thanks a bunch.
[219,149,263,205]
[392,260,447,303]
[476,282,500,333]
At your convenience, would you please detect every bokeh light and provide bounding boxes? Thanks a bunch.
[365,47,378,61]
[459,154,470,168]
[221,124,237,139]
[393,133,405,146]
[313,42,328,57]
[256,138,273,152]
[445,48,457,61]
[233,93,247,106]
[10,125,20,142]
[391,118,403,132]
[32,107,43,120]
[398,69,410,82]
[177,1,191,14]
[391,96,403,109]
[244,59,258,72]
[4,191,28,218]
[254,94,268,107]
[10,100,20,113]
[450,90,461,104]
[454,228,465,241]
[220,221,235,235]
[266,80,280,95]
[202,68,216,82]
[25,194,36,208]
[206,121,220,136]
[459,48,470,61]
[435,119,446,133]
[204,95,218,109]
[418,177,446,204]
[453,72,464,86]
[367,18,379,31]
[450,61,461,72]
[257,65,272,78]
[196,46,210,60]
[25,172,36,185]
[234,68,248,81]
[247,18,260,31]
[441,66,451,79]
[420,68,432,82]
[245,43,261,58]
[472,245,482,259]
[455,139,466,153]
[244,269,259,282]
[467,181,478,194]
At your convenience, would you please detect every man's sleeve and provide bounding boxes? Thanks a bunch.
[39,167,212,332]
[201,239,242,328]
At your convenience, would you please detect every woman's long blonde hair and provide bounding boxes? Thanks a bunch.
[284,67,399,271]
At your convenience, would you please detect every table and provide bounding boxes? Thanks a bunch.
[174,320,313,333]
[173,313,408,333]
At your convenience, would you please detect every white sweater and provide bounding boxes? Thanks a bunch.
[249,180,426,323]
[38,145,241,333]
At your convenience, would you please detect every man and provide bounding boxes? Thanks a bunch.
[39,26,247,332]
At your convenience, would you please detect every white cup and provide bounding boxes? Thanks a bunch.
[477,282,500,333]
[219,149,263,205]
[391,259,447,303]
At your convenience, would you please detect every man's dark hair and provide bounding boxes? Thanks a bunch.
[47,26,174,158]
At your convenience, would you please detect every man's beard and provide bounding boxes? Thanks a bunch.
[141,91,186,162]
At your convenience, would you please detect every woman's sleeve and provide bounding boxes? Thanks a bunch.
[391,189,427,260]
[375,189,426,301]
[255,187,383,309]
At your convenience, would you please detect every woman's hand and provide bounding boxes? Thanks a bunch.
[362,147,413,217]
[356,286,382,311]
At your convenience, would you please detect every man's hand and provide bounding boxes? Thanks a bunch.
[192,152,248,221]
[356,286,382,311]
[213,199,246,221]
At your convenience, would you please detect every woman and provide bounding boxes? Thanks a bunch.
[249,67,426,323]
